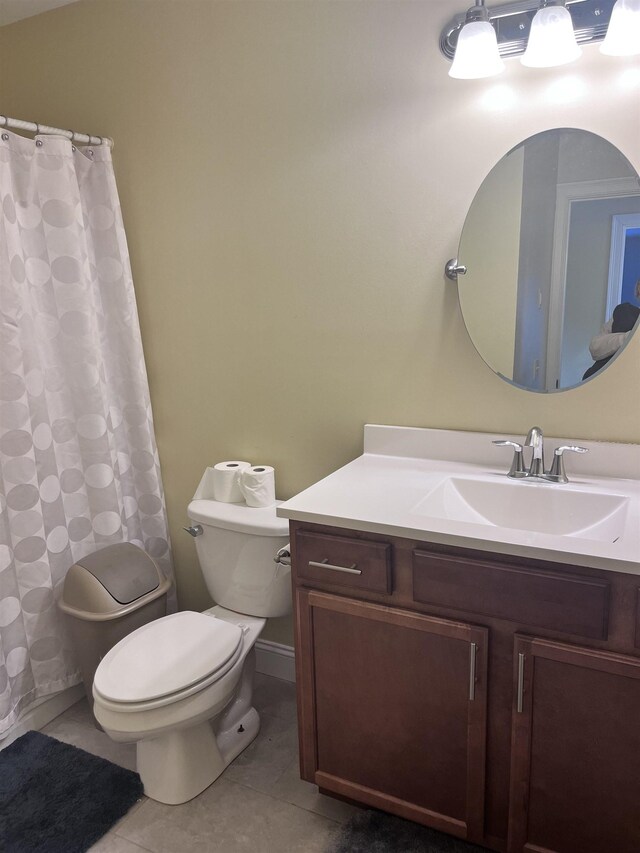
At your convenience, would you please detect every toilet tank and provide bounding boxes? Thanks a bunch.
[187,498,291,618]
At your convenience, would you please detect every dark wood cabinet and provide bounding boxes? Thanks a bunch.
[296,530,392,594]
[295,589,488,842]
[290,520,640,853]
[413,549,611,640]
[508,636,640,853]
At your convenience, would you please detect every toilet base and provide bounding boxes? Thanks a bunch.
[137,705,260,805]
[218,704,260,767]
[135,647,261,805]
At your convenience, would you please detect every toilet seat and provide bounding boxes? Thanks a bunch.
[93,611,244,707]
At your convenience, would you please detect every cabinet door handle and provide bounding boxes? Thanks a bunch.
[469,642,478,701]
[308,559,361,575]
[517,652,526,713]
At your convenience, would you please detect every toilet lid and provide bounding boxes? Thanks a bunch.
[93,611,243,703]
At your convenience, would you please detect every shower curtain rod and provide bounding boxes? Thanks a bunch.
[0,114,113,147]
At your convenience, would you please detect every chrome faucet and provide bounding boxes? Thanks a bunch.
[493,427,588,484]
[525,426,545,478]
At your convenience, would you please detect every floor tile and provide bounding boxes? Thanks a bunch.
[253,673,298,722]
[42,711,137,771]
[62,696,97,725]
[116,777,339,853]
[88,831,154,853]
[271,756,361,824]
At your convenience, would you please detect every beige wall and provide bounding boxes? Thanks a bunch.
[2,0,639,645]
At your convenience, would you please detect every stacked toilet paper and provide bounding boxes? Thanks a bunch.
[212,461,251,503]
[239,465,276,507]
[212,460,276,507]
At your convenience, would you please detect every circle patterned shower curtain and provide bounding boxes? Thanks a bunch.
[0,131,173,736]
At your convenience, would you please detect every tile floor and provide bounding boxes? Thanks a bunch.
[38,673,360,852]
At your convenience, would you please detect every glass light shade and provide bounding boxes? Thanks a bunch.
[521,5,582,68]
[449,21,505,79]
[601,0,640,56]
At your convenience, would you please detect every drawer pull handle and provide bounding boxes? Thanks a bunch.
[517,652,526,713]
[309,559,361,575]
[469,642,477,701]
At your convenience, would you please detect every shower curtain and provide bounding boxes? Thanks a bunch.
[0,130,173,735]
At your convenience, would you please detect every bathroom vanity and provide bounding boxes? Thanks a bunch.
[277,426,640,853]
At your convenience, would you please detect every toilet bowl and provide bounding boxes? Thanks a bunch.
[93,480,290,805]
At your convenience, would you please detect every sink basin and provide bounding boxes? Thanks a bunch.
[413,476,629,542]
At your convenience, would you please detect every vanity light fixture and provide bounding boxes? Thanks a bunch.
[441,0,640,74]
[600,0,640,55]
[521,1,582,67]
[449,0,506,79]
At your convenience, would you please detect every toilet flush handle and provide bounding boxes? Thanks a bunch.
[274,544,291,566]
[183,524,203,537]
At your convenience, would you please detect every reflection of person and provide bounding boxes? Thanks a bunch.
[583,280,640,381]
[588,304,638,359]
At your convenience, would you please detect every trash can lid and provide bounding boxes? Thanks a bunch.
[74,543,160,605]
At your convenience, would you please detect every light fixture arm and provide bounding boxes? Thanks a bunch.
[466,0,491,22]
[440,0,616,61]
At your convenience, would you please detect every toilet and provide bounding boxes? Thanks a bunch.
[92,495,291,805]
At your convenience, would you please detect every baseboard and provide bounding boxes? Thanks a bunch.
[255,639,296,683]
[0,684,85,751]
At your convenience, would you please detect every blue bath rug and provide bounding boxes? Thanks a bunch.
[327,809,491,852]
[0,729,144,853]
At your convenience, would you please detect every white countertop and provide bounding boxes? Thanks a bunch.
[277,425,640,575]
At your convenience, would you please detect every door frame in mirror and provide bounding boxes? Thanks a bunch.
[546,176,640,390]
[608,212,640,312]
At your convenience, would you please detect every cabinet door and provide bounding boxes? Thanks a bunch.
[508,636,640,853]
[295,589,488,842]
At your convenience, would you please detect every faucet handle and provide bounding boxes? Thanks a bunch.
[547,445,588,483]
[493,439,523,450]
[492,440,526,478]
[554,445,588,457]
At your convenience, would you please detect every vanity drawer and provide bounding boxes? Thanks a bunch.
[635,589,640,649]
[412,551,610,640]
[295,531,392,594]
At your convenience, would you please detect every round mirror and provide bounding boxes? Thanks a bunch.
[457,128,640,392]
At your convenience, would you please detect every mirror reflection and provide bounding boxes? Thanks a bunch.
[458,128,640,392]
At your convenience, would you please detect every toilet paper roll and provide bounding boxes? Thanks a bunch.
[239,465,276,508]
[212,460,252,503]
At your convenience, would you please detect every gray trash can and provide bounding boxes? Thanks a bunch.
[59,542,171,726]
